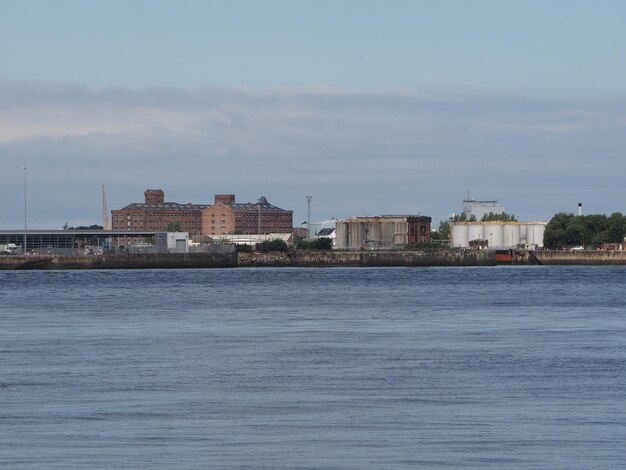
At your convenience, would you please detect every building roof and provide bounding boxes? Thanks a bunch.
[215,196,291,213]
[339,215,431,223]
[116,202,211,211]
[450,221,547,225]
[317,228,335,236]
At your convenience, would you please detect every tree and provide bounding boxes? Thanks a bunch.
[431,220,450,240]
[165,221,184,232]
[481,212,517,222]
[433,214,476,240]
[235,244,253,252]
[452,213,477,222]
[544,212,626,248]
[294,238,333,250]
[67,224,104,230]
[607,212,626,243]
[544,212,571,249]
[256,238,289,252]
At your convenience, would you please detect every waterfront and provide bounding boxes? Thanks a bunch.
[1,267,625,469]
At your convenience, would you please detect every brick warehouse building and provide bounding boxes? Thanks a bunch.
[111,189,210,234]
[202,195,293,237]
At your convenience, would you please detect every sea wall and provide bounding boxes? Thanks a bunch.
[292,250,495,267]
[533,250,626,265]
[238,250,495,267]
[0,253,237,270]
[6,250,626,269]
[0,250,495,270]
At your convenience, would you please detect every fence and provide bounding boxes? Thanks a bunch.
[3,243,238,257]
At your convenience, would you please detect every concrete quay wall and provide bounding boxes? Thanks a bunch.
[6,250,626,269]
[0,253,237,270]
[236,250,495,267]
[292,250,495,267]
[0,250,495,270]
[533,250,626,265]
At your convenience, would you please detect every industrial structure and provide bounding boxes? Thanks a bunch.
[0,229,157,254]
[461,198,506,220]
[201,195,293,237]
[307,219,338,238]
[102,185,111,230]
[111,189,210,234]
[450,221,546,249]
[335,216,431,250]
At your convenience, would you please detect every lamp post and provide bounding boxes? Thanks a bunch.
[23,166,27,255]
[306,195,313,239]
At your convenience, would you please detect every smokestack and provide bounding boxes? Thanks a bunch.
[578,203,583,216]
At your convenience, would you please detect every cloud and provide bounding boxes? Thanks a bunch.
[1,78,626,228]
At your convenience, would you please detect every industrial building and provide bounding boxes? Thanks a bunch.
[461,198,506,220]
[450,221,546,249]
[111,189,210,235]
[335,216,431,250]
[307,219,337,237]
[201,195,293,237]
[0,229,162,255]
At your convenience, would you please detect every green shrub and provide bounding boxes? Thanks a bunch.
[256,238,289,252]
[235,244,253,253]
[294,237,333,250]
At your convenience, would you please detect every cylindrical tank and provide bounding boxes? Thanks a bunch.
[488,223,504,248]
[451,223,469,248]
[468,224,484,243]
[503,224,520,248]
[527,223,546,247]
[519,224,528,244]
[336,222,348,249]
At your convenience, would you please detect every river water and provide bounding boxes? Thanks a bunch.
[1,267,625,469]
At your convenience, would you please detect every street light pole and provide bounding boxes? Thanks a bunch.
[23,166,27,255]
[306,195,312,239]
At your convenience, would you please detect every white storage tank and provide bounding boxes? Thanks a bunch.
[488,224,504,248]
[503,224,521,248]
[519,224,528,244]
[526,223,546,247]
[451,223,469,248]
[468,224,484,243]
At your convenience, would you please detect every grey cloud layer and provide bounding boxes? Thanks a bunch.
[1,79,625,228]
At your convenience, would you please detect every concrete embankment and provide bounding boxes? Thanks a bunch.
[4,250,624,269]
[0,253,237,270]
[533,250,626,265]
[295,250,495,267]
[0,250,495,270]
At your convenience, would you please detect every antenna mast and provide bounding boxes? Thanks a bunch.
[102,185,111,230]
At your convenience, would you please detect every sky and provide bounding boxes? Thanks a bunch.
[2,0,626,228]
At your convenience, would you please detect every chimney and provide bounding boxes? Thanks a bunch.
[145,189,165,204]
[215,194,235,204]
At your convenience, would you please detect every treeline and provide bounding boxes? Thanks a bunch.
[433,212,517,239]
[66,224,103,230]
[544,212,626,249]
[235,237,333,253]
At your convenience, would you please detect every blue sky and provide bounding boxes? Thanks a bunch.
[3,0,626,97]
[2,1,626,227]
